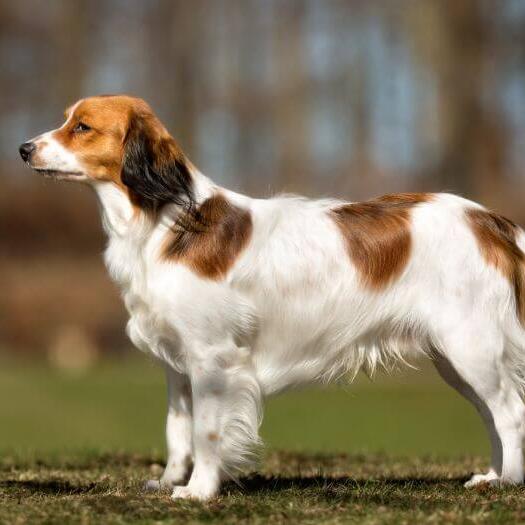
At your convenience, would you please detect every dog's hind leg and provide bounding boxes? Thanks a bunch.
[433,326,525,486]
[433,354,501,485]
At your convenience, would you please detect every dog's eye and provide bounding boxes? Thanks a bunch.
[73,122,91,133]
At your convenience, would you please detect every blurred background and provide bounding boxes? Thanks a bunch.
[0,0,523,457]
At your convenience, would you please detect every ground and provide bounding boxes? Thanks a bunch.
[0,357,519,524]
[2,451,525,524]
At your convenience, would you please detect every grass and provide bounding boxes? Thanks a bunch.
[0,357,487,456]
[0,355,515,524]
[1,451,524,524]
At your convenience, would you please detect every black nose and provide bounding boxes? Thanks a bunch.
[19,141,36,162]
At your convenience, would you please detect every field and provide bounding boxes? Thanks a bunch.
[0,356,523,524]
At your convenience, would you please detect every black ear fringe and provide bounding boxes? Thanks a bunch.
[121,115,195,216]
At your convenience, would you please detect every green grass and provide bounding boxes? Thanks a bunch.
[1,451,524,524]
[0,357,487,456]
[0,356,511,524]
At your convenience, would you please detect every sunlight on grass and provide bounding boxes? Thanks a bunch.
[1,451,520,525]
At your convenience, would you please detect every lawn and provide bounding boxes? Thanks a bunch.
[0,355,518,524]
[0,356,487,456]
[2,451,524,524]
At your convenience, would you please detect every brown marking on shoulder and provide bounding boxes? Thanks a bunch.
[466,207,525,324]
[330,193,432,289]
[162,194,253,280]
[207,432,219,442]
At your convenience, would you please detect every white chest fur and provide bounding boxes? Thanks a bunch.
[96,183,179,365]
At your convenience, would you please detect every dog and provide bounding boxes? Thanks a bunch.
[19,95,525,500]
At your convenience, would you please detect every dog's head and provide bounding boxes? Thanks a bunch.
[19,95,193,211]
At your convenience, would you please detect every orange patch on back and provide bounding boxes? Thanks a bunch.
[163,194,252,280]
[330,193,432,289]
[466,208,525,324]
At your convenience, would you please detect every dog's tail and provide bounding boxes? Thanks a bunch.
[514,229,525,326]
[502,225,525,393]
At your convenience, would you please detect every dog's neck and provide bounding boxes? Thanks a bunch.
[94,182,135,238]
[93,166,217,241]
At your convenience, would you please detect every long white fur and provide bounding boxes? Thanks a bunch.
[91,169,525,499]
[29,133,525,498]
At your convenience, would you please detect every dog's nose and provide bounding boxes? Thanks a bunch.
[19,141,36,162]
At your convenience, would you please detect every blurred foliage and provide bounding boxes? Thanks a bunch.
[1,0,524,354]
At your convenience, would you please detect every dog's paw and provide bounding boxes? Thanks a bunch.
[144,472,190,492]
[144,479,173,492]
[464,471,499,488]
[145,461,192,492]
[171,483,217,501]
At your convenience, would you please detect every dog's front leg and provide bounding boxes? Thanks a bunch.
[145,366,193,491]
[171,343,262,501]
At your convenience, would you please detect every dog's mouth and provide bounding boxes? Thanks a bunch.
[34,168,84,180]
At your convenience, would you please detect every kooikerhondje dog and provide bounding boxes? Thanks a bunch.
[19,95,525,499]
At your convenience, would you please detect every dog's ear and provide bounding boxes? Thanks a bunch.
[121,113,194,213]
